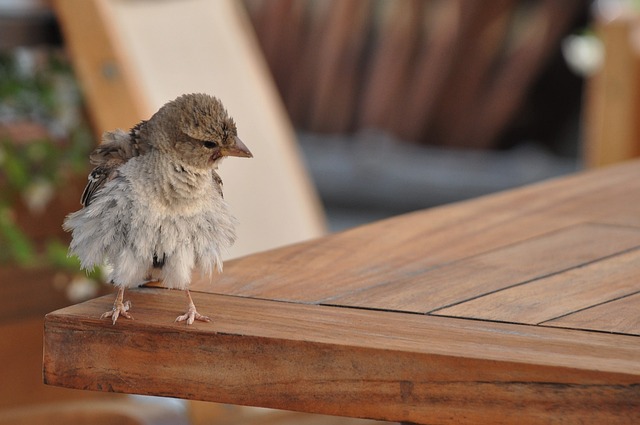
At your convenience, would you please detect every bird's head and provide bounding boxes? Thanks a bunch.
[148,93,252,170]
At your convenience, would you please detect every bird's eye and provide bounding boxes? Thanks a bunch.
[203,141,217,149]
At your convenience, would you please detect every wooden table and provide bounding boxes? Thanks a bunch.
[43,161,640,424]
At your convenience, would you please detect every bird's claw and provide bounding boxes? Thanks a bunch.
[101,300,133,325]
[175,308,210,325]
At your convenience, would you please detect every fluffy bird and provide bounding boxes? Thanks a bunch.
[64,93,252,324]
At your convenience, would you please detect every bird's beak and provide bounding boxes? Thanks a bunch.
[222,136,253,158]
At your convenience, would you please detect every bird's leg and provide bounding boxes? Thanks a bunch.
[101,286,133,325]
[175,290,211,325]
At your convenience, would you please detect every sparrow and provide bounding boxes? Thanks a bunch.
[63,93,252,324]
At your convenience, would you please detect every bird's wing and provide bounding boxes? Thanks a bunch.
[80,123,151,207]
[212,170,224,198]
[80,163,128,207]
[88,122,150,167]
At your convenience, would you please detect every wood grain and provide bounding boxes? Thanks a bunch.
[0,318,124,410]
[44,289,640,425]
[434,247,640,327]
[544,292,640,335]
[327,224,640,313]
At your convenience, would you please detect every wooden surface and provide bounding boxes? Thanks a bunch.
[44,160,640,424]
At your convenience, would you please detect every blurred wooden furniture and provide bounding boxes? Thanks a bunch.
[0,399,188,425]
[246,0,583,149]
[44,160,640,424]
[584,7,640,167]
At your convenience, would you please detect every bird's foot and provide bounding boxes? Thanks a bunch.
[175,306,211,325]
[176,290,211,325]
[101,300,133,325]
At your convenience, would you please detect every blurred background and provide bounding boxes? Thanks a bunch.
[245,0,587,229]
[0,0,637,424]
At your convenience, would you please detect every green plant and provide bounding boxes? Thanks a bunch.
[0,48,95,279]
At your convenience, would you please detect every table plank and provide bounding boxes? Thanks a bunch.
[544,291,640,335]
[433,247,640,329]
[326,224,640,313]
[44,288,640,425]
